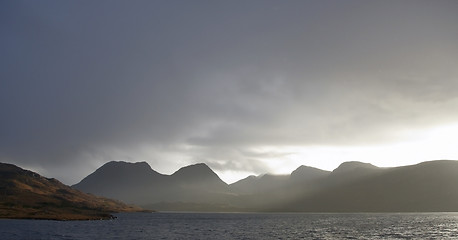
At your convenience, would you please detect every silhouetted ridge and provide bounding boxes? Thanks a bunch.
[332,161,378,174]
[172,163,228,188]
[172,163,216,178]
[325,161,383,186]
[96,161,160,176]
[73,160,458,212]
[74,162,230,207]
[290,165,330,181]
[74,161,162,188]
[73,161,165,205]
[230,174,289,195]
[281,160,458,212]
[230,175,258,193]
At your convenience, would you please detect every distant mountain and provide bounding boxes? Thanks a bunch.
[230,174,289,194]
[171,163,228,190]
[73,160,458,212]
[228,166,330,210]
[0,163,143,220]
[231,165,329,195]
[290,165,330,182]
[325,161,384,187]
[332,161,375,173]
[166,163,230,205]
[73,161,166,205]
[331,161,380,177]
[281,160,458,212]
[73,162,231,208]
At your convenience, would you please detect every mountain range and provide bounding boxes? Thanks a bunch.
[0,163,145,220]
[73,160,458,212]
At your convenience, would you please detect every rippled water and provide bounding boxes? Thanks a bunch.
[1,212,458,239]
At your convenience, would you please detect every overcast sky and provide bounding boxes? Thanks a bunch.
[1,0,458,184]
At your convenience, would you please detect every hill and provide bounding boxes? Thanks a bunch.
[0,163,144,220]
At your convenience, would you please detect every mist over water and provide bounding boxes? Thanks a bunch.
[2,212,458,239]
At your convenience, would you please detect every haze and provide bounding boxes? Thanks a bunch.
[1,0,458,184]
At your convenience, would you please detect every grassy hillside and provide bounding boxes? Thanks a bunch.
[0,163,146,220]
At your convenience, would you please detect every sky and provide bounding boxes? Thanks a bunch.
[1,0,458,185]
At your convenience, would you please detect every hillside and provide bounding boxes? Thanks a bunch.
[0,163,144,220]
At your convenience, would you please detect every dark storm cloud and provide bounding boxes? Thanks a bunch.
[1,0,458,183]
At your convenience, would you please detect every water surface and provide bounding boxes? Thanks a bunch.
[1,212,458,239]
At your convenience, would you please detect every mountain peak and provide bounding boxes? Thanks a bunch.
[92,161,161,176]
[333,161,378,174]
[102,160,152,169]
[172,163,228,186]
[73,160,162,193]
[172,163,212,176]
[290,165,330,181]
[291,165,329,175]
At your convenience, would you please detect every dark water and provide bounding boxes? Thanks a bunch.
[1,212,458,239]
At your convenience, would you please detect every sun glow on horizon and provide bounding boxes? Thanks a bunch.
[215,123,458,184]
